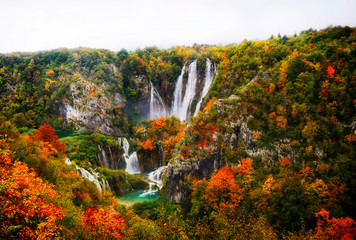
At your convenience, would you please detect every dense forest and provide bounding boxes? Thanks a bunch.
[0,26,355,239]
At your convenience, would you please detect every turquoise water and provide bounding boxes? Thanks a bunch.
[117,190,159,207]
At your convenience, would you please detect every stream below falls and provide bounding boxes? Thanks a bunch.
[117,166,167,207]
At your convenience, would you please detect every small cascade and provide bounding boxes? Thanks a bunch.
[108,147,114,169]
[140,166,167,197]
[126,152,140,174]
[118,137,140,174]
[194,58,215,116]
[65,158,109,192]
[150,82,167,120]
[98,145,110,169]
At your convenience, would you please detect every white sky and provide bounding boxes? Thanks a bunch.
[0,0,355,53]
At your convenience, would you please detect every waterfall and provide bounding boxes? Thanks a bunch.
[98,145,109,169]
[126,152,140,174]
[139,166,167,197]
[150,82,167,120]
[118,137,140,174]
[172,60,198,121]
[65,158,109,192]
[172,64,186,118]
[108,147,114,169]
[194,58,215,116]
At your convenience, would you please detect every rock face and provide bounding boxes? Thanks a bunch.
[137,147,164,171]
[166,151,225,203]
[57,80,124,136]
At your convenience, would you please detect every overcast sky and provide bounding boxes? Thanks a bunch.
[0,0,355,53]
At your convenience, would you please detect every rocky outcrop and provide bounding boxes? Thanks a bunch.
[57,80,124,136]
[166,151,225,203]
[137,147,164,171]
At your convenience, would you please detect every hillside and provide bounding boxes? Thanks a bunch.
[0,26,355,239]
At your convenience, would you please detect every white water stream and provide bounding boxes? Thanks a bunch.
[65,157,110,192]
[139,166,167,197]
[118,137,140,174]
[173,60,198,121]
[194,58,214,116]
[150,82,167,120]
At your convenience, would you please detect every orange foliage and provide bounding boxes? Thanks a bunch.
[268,112,276,120]
[203,97,217,113]
[142,139,153,151]
[31,124,66,154]
[276,115,287,131]
[314,208,355,239]
[327,66,335,78]
[345,134,356,142]
[291,105,298,118]
[279,157,292,169]
[200,166,244,210]
[137,57,145,68]
[269,83,275,93]
[253,131,260,139]
[151,117,167,130]
[163,125,184,159]
[318,162,330,174]
[47,69,55,75]
[0,151,64,239]
[238,158,252,174]
[82,207,125,239]
[305,145,313,153]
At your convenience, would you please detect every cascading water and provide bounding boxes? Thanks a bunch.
[150,82,167,120]
[118,137,140,174]
[172,60,198,121]
[139,166,167,197]
[194,58,215,116]
[98,145,109,169]
[171,65,186,119]
[65,158,110,192]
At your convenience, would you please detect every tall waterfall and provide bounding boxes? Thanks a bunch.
[194,58,214,116]
[150,82,167,120]
[172,60,198,121]
[118,137,140,174]
[171,64,186,119]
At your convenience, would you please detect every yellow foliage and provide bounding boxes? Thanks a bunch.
[308,179,329,198]
[262,174,275,194]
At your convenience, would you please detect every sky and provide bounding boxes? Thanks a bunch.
[0,0,355,53]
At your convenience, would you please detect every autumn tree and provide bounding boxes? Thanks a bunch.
[313,208,355,239]
[31,123,66,154]
[82,207,125,239]
[191,166,243,217]
[0,144,64,239]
